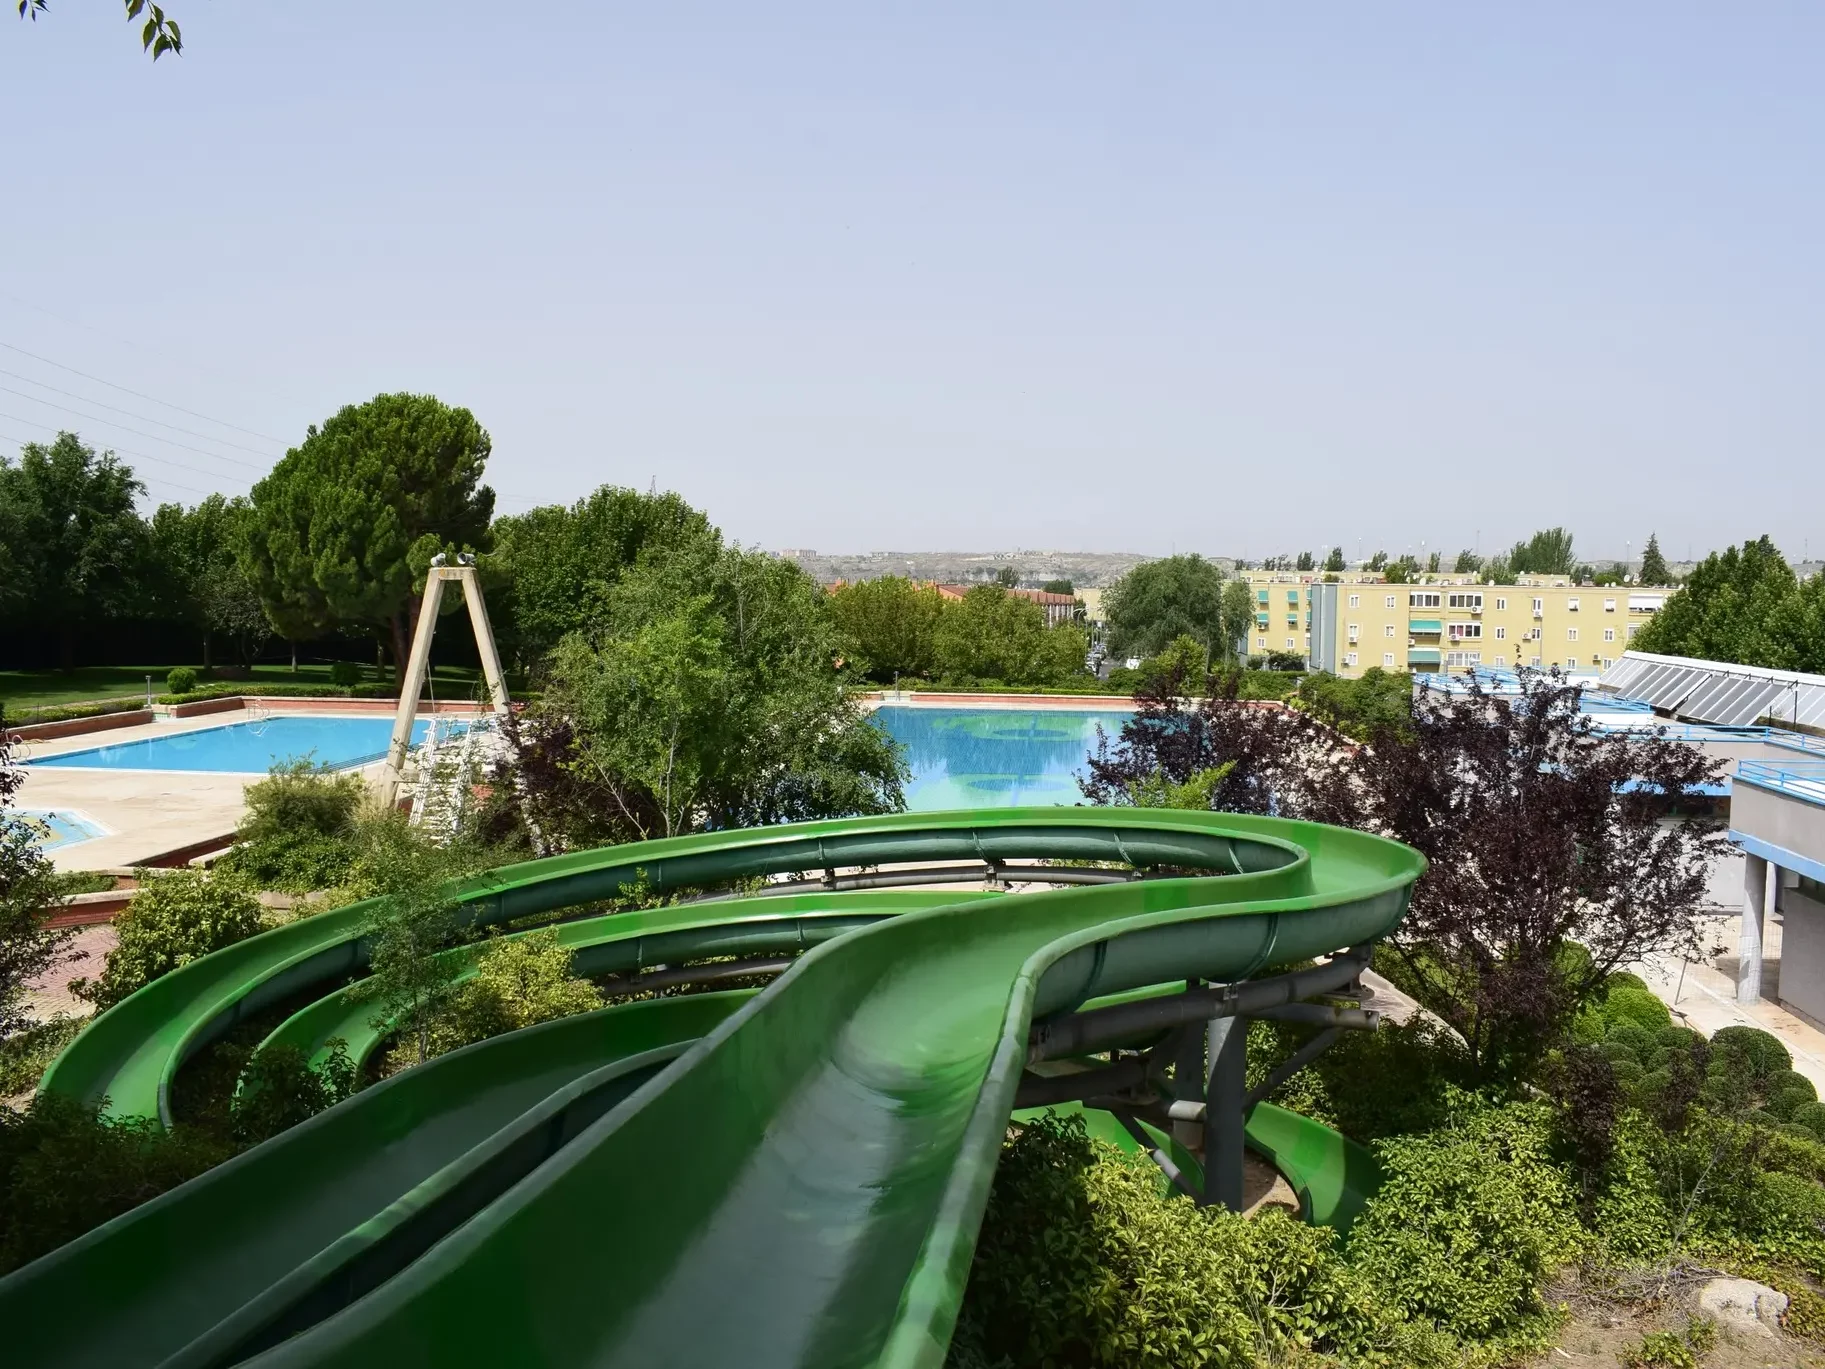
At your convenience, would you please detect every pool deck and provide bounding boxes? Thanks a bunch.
[11,706,398,871]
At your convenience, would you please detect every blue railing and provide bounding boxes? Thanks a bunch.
[1736,758,1825,807]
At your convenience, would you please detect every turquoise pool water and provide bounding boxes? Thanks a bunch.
[873,706,1131,810]
[32,716,449,775]
[13,809,106,851]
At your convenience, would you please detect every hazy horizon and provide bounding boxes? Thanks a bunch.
[4,5,1820,563]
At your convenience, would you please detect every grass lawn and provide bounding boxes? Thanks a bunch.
[0,663,487,711]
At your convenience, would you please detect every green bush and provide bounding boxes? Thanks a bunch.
[212,760,365,894]
[0,1093,232,1275]
[1749,1170,1825,1242]
[229,1040,357,1146]
[424,930,603,1059]
[948,1113,1438,1368]
[0,1015,84,1095]
[1791,1102,1825,1138]
[1346,1097,1584,1344]
[1712,1025,1791,1078]
[1611,1057,1645,1088]
[1603,985,1673,1034]
[73,871,266,1009]
[1605,1021,1658,1063]
[165,666,199,695]
[1600,1039,1641,1066]
[328,661,362,687]
[1247,1017,1469,1143]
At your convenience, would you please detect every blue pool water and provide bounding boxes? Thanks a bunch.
[32,716,449,775]
[873,706,1132,810]
[12,809,107,851]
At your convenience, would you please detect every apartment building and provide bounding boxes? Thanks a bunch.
[1241,572,1669,678]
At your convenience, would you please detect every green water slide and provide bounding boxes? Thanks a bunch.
[8,808,1422,1368]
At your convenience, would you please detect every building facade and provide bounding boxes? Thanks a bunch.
[1240,572,1669,677]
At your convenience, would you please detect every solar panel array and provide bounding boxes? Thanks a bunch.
[1600,653,1825,728]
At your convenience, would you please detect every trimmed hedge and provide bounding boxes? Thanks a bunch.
[7,699,150,727]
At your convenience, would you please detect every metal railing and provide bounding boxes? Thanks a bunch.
[1736,758,1825,806]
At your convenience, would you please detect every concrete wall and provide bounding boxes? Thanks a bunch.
[1780,886,1825,1023]
[1732,783,1825,871]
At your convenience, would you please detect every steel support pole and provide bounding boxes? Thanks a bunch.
[1203,1014,1247,1210]
[1172,980,1204,1154]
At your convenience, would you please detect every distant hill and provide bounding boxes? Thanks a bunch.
[773,549,1229,589]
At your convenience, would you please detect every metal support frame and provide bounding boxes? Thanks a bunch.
[380,563,512,807]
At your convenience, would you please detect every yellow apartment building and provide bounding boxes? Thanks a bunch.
[1239,572,1670,677]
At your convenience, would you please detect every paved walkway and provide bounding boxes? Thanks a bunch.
[1632,912,1825,1090]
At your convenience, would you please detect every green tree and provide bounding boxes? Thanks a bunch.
[1220,579,1255,658]
[825,576,944,682]
[1639,533,1671,586]
[0,718,72,1042]
[1040,578,1074,595]
[245,394,495,674]
[1368,550,1389,572]
[1426,550,1442,574]
[931,585,1087,687]
[73,871,265,1010]
[526,540,906,846]
[1454,549,1483,574]
[1507,527,1576,577]
[1295,550,1315,572]
[993,565,1020,588]
[1386,554,1421,583]
[1102,554,1229,660]
[1323,547,1346,573]
[0,433,151,671]
[16,0,183,59]
[148,494,270,670]
[484,486,716,670]
[1631,536,1805,668]
[426,930,602,1058]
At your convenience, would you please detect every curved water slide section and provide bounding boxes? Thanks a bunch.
[17,809,1422,1368]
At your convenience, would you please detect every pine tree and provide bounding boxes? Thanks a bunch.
[1638,533,1671,586]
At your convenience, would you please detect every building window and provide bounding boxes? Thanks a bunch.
[1494,626,1506,640]
[1604,598,1616,612]
[1348,594,1360,609]
[1446,650,1482,667]
[1495,597,1508,611]
[1447,622,1482,640]
[1530,655,1542,667]
[1532,597,1544,614]
[1384,595,1396,609]
[1285,638,1296,650]
[1347,623,1360,642]
[1408,592,1441,608]
[1567,597,1580,611]
[1494,655,1507,666]
[1383,652,1395,666]
[1626,624,1638,638]
[1257,637,1267,649]
[1602,657,1614,669]
[1567,628,1579,642]
[1257,589,1269,603]
[1447,592,1483,610]
[1345,651,1358,667]
[1603,628,1615,642]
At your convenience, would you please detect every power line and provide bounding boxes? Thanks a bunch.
[0,426,222,500]
[0,337,288,445]
[0,385,271,474]
[0,410,254,494]
[0,366,280,458]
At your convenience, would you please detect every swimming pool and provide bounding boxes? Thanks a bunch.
[872,706,1132,810]
[31,716,454,775]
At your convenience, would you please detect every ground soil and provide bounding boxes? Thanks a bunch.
[1537,1271,1825,1369]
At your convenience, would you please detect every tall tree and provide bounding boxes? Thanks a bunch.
[826,576,945,682]
[1630,536,1806,668]
[148,495,270,670]
[1426,550,1441,574]
[1385,554,1421,583]
[520,541,906,848]
[1507,527,1576,577]
[484,486,716,670]
[245,394,495,674]
[1295,551,1315,572]
[1220,579,1255,658]
[1638,533,1672,586]
[1367,550,1388,572]
[1322,547,1346,573]
[0,433,150,671]
[1102,554,1229,660]
[931,586,1087,687]
[1453,549,1483,574]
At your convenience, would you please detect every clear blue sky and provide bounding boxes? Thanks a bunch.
[3,3,1820,564]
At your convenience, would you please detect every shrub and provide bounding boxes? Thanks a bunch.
[329,661,362,687]
[0,1092,232,1275]
[73,871,266,1009]
[229,1040,357,1146]
[1712,1025,1791,1078]
[1791,1102,1825,1139]
[212,760,365,894]
[949,1113,1435,1368]
[1749,1170,1825,1243]
[164,666,199,695]
[0,1015,84,1095]
[1605,1021,1658,1063]
[1604,986,1673,1034]
[1346,1097,1584,1344]
[424,930,602,1059]
[1248,1017,1470,1143]
[1621,1319,1716,1369]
